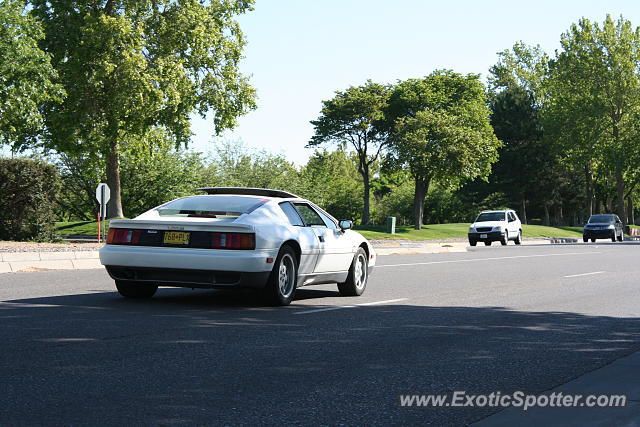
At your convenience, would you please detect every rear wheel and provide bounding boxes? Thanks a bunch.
[469,240,477,246]
[115,280,157,298]
[338,247,368,296]
[264,245,298,306]
[484,241,492,246]
[591,238,596,243]
[583,237,588,243]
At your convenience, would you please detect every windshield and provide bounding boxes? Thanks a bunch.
[475,212,506,222]
[588,214,615,224]
[157,195,266,218]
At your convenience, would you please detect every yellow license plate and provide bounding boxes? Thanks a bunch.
[163,231,190,245]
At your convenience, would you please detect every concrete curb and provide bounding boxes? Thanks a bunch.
[0,237,559,273]
[0,251,101,273]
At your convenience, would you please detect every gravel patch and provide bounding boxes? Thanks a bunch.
[0,241,103,253]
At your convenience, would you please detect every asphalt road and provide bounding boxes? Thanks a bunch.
[2,242,640,426]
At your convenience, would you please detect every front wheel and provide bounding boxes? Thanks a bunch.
[115,280,157,298]
[591,238,596,243]
[618,231,624,242]
[611,231,617,243]
[500,231,508,246]
[264,245,298,306]
[514,230,522,245]
[338,247,368,296]
[583,237,588,243]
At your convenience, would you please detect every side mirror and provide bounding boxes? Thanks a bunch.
[339,220,353,231]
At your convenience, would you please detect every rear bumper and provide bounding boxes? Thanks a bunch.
[100,245,279,272]
[468,231,504,242]
[105,265,271,289]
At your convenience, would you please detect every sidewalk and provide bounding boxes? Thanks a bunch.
[473,349,640,426]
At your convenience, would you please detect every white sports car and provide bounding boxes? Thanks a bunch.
[99,187,376,305]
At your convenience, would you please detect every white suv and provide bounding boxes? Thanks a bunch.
[468,210,522,246]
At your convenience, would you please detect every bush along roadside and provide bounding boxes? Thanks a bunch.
[0,158,61,242]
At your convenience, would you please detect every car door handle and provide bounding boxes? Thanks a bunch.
[318,235,324,242]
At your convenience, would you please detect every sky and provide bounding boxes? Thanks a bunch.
[188,0,640,165]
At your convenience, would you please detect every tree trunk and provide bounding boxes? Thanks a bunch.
[543,203,550,226]
[628,197,635,225]
[361,165,370,225]
[413,176,430,230]
[106,140,124,218]
[615,166,626,226]
[585,164,593,217]
[521,196,527,225]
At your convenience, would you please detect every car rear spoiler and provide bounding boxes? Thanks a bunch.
[196,187,299,198]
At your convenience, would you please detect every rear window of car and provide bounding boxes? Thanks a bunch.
[588,215,615,223]
[157,195,266,218]
[475,212,506,222]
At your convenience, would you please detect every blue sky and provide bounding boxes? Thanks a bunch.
[187,0,640,165]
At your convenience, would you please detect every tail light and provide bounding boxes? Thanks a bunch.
[107,228,142,245]
[211,232,255,250]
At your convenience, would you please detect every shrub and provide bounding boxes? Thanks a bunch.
[0,158,61,241]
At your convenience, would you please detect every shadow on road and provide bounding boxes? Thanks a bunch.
[2,290,640,425]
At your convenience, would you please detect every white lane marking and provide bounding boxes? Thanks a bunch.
[376,252,601,269]
[563,271,605,278]
[357,298,408,306]
[293,298,408,315]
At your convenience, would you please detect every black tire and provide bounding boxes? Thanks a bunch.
[115,280,157,298]
[500,231,508,246]
[263,245,298,306]
[618,231,624,242]
[469,240,477,246]
[484,241,492,246]
[583,237,588,243]
[514,230,522,245]
[591,238,596,243]
[611,231,616,243]
[338,247,368,296]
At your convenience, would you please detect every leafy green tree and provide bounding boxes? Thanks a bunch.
[488,41,549,100]
[0,0,62,147]
[545,15,640,224]
[387,71,501,229]
[309,81,390,225]
[207,140,299,192]
[298,150,363,222]
[57,131,212,220]
[28,0,257,218]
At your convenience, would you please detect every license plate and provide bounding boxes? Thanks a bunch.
[164,231,190,245]
[480,234,488,239]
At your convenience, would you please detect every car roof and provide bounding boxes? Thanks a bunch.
[196,187,300,199]
[480,210,513,213]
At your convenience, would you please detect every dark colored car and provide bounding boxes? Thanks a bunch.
[583,214,624,243]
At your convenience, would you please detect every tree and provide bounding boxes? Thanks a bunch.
[28,0,257,218]
[0,0,62,147]
[488,41,549,101]
[298,149,363,222]
[309,81,390,225]
[387,71,501,229]
[545,15,640,224]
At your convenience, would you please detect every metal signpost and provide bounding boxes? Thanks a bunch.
[95,183,111,242]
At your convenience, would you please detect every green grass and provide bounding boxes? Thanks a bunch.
[56,220,111,236]
[355,223,583,240]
